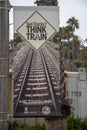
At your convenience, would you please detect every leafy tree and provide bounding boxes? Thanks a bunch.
[14,33,23,45]
[55,17,81,71]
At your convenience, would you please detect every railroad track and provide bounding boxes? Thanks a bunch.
[14,47,61,117]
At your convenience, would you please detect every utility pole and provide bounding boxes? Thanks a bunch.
[0,0,10,130]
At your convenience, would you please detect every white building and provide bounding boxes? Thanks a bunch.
[65,68,87,118]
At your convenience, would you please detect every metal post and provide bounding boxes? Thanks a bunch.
[0,0,10,129]
[45,118,67,130]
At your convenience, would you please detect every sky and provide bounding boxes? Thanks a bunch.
[9,0,87,45]
[58,0,87,44]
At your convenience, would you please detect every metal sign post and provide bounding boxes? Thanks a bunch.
[0,0,10,129]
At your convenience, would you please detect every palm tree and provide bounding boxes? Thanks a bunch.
[71,35,80,59]
[67,17,79,61]
[84,38,87,42]
[57,26,72,70]
[56,17,80,71]
[84,38,87,46]
[67,17,79,32]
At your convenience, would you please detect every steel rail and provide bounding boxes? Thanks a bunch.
[14,47,32,84]
[40,49,58,113]
[14,48,33,112]
[14,48,59,115]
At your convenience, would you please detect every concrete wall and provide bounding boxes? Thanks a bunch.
[65,68,87,118]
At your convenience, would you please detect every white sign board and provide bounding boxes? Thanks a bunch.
[17,11,56,50]
[13,6,60,118]
[14,6,59,50]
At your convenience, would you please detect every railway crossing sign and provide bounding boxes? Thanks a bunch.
[17,11,56,50]
[13,6,60,118]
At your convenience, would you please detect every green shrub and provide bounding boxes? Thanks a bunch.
[47,41,59,50]
[9,117,87,130]
[67,116,87,130]
[9,120,46,130]
[9,120,20,130]
[82,118,87,130]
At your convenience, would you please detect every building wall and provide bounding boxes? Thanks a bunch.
[65,68,87,118]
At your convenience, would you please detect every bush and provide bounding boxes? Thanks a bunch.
[83,118,87,130]
[9,120,46,130]
[67,116,87,130]
[9,117,87,130]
